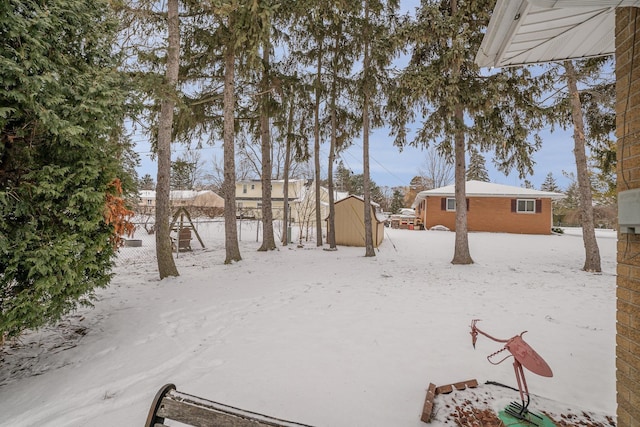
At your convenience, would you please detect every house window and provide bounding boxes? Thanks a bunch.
[251,184,255,190]
[517,199,535,213]
[237,202,243,208]
[146,199,152,206]
[257,202,262,208]
[243,184,247,194]
[446,197,456,211]
[440,197,469,211]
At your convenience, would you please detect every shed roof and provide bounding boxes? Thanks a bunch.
[475,0,639,68]
[412,180,565,207]
[333,195,385,223]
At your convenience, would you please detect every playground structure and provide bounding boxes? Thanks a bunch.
[170,207,205,253]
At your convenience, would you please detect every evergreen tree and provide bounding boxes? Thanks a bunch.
[565,60,600,272]
[175,0,276,263]
[355,0,399,257]
[335,161,353,193]
[1,0,133,337]
[155,0,180,278]
[325,2,360,250]
[540,172,562,225]
[139,174,155,190]
[347,174,385,205]
[257,40,277,252]
[171,158,196,190]
[554,171,579,225]
[466,148,490,182]
[118,0,181,278]
[544,59,609,272]
[590,145,617,206]
[286,0,334,246]
[389,0,548,264]
[561,172,580,209]
[390,189,405,213]
[540,172,560,192]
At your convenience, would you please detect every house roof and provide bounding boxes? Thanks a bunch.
[475,0,639,68]
[412,180,565,207]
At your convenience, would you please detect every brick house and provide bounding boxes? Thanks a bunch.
[412,180,565,235]
[477,2,640,424]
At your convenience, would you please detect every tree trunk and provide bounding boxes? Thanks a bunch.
[327,110,337,250]
[314,36,324,246]
[327,36,339,250]
[258,42,276,251]
[451,108,473,264]
[155,0,180,279]
[564,60,601,272]
[362,0,375,257]
[222,37,241,264]
[281,99,294,246]
[450,0,472,265]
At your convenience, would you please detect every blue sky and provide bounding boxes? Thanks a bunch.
[133,122,577,191]
[328,124,577,190]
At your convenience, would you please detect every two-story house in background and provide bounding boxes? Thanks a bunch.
[235,179,348,226]
[235,179,308,219]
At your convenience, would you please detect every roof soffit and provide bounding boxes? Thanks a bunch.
[475,0,639,68]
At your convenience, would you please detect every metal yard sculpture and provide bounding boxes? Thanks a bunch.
[470,319,553,424]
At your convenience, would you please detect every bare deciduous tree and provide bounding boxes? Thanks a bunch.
[418,146,454,189]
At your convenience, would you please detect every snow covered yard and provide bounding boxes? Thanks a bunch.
[0,224,617,426]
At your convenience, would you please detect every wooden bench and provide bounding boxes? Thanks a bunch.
[145,384,316,427]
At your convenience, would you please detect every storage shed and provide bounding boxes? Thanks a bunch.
[328,195,385,247]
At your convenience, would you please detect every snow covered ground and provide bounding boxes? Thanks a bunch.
[0,222,618,426]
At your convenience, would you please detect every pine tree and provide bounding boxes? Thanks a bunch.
[155,0,180,278]
[139,174,155,190]
[257,40,277,252]
[390,190,405,214]
[1,0,132,338]
[544,59,610,272]
[355,0,399,257]
[286,0,332,246]
[171,158,197,190]
[540,172,560,192]
[118,0,181,278]
[565,60,600,272]
[540,172,562,226]
[335,161,353,193]
[174,0,276,263]
[466,148,490,182]
[325,2,361,250]
[389,0,548,264]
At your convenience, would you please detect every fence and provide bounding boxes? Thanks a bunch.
[116,218,322,265]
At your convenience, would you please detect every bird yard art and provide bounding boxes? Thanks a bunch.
[469,319,555,426]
